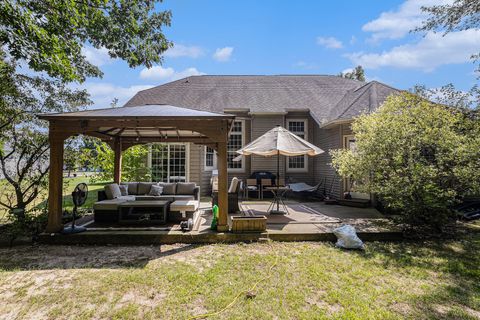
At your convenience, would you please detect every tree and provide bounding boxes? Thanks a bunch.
[0,1,172,223]
[339,66,365,82]
[0,55,90,218]
[81,139,151,183]
[0,0,172,83]
[331,92,480,232]
[415,0,480,73]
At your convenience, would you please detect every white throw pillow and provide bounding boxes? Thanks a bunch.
[228,177,239,193]
[149,185,164,196]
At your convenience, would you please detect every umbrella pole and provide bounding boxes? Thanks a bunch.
[277,150,280,212]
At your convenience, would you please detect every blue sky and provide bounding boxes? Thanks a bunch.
[82,0,480,108]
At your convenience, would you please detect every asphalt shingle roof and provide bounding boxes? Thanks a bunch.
[124,75,400,125]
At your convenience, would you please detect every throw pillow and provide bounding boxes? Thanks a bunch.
[119,184,128,196]
[228,177,239,193]
[148,185,164,196]
[104,183,122,199]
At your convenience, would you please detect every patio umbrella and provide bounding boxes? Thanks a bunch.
[235,125,324,214]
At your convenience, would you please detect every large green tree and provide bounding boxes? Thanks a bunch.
[0,1,172,219]
[0,0,172,82]
[81,139,151,183]
[331,92,480,232]
[0,55,90,217]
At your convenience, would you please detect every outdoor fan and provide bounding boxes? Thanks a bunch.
[62,183,88,234]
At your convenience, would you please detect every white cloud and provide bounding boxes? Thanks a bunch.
[164,44,204,58]
[82,46,112,66]
[140,65,175,80]
[82,83,155,108]
[316,36,343,49]
[293,61,318,70]
[346,29,480,71]
[213,47,234,62]
[139,65,206,81]
[170,67,206,80]
[362,0,452,42]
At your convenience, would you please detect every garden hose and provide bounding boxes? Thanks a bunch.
[188,243,279,320]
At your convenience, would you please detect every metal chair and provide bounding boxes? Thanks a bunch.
[261,178,272,199]
[245,178,260,199]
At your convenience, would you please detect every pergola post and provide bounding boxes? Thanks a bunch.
[216,141,229,232]
[113,137,122,184]
[45,130,66,233]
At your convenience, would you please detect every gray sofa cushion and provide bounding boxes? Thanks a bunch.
[135,195,175,201]
[149,185,163,196]
[119,184,128,196]
[176,182,196,195]
[121,182,138,195]
[93,198,128,211]
[159,182,176,195]
[134,195,195,202]
[104,183,122,199]
[171,195,195,201]
[138,182,157,195]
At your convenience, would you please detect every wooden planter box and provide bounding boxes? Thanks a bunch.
[231,216,267,233]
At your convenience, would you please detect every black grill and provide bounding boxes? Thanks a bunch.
[249,171,277,185]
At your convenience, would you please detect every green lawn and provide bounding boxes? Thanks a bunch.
[0,224,479,319]
[0,176,108,223]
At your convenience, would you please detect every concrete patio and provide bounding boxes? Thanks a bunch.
[39,200,402,245]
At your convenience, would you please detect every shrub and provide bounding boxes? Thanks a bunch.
[331,92,480,232]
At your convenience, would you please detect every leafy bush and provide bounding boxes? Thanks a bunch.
[82,140,151,183]
[331,92,480,232]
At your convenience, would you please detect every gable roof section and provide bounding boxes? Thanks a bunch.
[124,75,400,125]
[327,81,400,122]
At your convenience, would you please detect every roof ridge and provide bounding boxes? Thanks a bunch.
[336,82,375,119]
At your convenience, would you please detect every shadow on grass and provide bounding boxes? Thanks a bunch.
[355,224,480,319]
[0,243,202,271]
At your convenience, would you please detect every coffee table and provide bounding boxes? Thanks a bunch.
[118,200,170,224]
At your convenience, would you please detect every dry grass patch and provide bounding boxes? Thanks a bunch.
[0,227,479,319]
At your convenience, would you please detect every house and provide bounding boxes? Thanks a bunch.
[124,75,399,198]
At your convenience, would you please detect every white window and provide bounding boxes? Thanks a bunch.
[203,120,245,172]
[150,143,189,182]
[287,119,308,172]
[204,146,216,171]
[227,120,244,171]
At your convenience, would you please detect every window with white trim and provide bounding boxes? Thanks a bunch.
[287,120,307,171]
[151,143,188,182]
[203,120,245,171]
[227,120,244,170]
[204,146,216,171]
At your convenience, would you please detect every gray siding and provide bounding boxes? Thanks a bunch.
[158,113,352,198]
[313,122,349,199]
[250,115,285,176]
[284,114,316,185]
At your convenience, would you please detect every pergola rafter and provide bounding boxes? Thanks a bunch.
[38,104,235,234]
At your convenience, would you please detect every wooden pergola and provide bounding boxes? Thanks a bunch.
[38,104,235,233]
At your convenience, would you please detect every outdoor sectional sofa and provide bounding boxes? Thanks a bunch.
[94,182,200,224]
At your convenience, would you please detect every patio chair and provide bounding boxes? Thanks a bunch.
[261,178,273,199]
[212,177,241,213]
[245,178,261,199]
